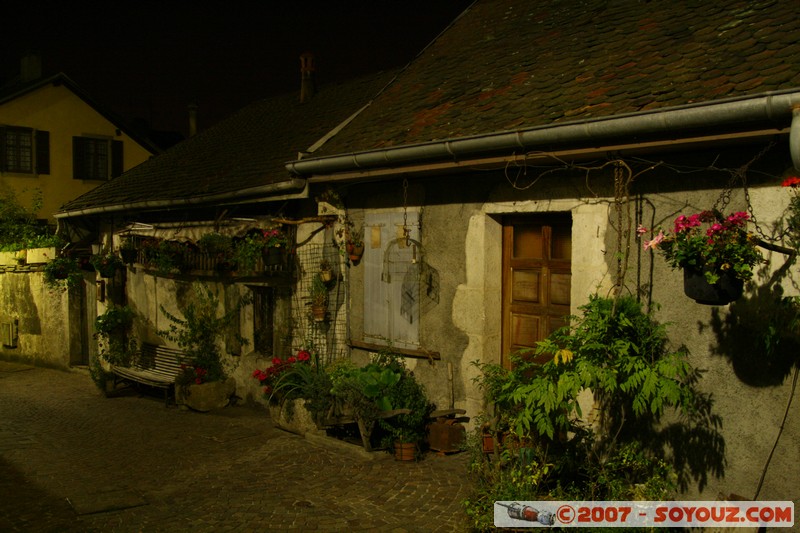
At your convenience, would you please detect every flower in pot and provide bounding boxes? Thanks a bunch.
[640,210,763,304]
[232,231,267,271]
[309,273,329,322]
[43,256,82,290]
[345,226,364,263]
[379,370,434,461]
[262,227,289,267]
[319,259,333,283]
[782,176,800,251]
[158,283,251,410]
[90,251,124,278]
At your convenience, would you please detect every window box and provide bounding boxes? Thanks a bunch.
[25,247,57,265]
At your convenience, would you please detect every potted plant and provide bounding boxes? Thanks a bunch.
[93,304,137,369]
[43,256,82,290]
[640,210,763,304]
[90,251,124,278]
[346,226,364,263]
[197,232,235,272]
[158,282,251,411]
[309,273,329,322]
[233,231,267,271]
[379,369,434,461]
[319,259,333,283]
[263,227,289,266]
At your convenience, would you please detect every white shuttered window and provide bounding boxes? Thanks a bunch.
[363,210,420,349]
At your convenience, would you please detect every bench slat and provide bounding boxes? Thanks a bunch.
[111,343,196,405]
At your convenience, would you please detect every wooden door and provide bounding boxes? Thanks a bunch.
[502,214,572,368]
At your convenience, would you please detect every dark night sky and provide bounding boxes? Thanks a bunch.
[3,1,473,139]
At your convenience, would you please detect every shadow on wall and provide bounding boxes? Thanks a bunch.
[708,264,800,387]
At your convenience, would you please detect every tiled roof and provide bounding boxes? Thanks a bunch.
[315,0,800,156]
[58,71,395,215]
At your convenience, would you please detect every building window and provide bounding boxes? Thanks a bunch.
[363,210,421,349]
[73,136,122,180]
[0,126,49,174]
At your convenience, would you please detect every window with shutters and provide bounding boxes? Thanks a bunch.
[363,210,421,349]
[0,126,49,174]
[73,136,122,180]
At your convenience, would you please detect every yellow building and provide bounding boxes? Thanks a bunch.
[1,72,157,223]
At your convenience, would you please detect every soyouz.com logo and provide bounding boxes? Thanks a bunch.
[494,501,794,528]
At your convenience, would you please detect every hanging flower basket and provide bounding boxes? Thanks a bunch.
[346,243,364,262]
[683,268,744,305]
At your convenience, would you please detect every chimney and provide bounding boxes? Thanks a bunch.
[299,52,316,103]
[20,52,42,83]
[187,103,198,136]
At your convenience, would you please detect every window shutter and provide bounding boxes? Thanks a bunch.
[73,137,86,179]
[35,130,50,174]
[111,140,123,178]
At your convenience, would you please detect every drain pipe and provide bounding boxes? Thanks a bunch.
[286,90,800,177]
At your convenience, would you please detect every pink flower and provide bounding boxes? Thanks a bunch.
[643,230,665,251]
[636,225,648,236]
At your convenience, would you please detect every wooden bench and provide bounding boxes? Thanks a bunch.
[112,343,193,406]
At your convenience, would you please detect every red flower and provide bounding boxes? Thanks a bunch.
[287,356,296,364]
[297,350,311,362]
[271,357,282,366]
[782,176,800,188]
[195,378,202,384]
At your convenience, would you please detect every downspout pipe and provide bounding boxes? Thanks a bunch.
[54,178,307,219]
[286,90,800,177]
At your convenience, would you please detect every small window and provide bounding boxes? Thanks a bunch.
[73,136,122,180]
[0,126,49,174]
[363,210,421,349]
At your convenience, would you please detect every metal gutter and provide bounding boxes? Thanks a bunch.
[285,90,800,178]
[54,178,307,219]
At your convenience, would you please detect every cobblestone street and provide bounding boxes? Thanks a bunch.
[0,361,472,532]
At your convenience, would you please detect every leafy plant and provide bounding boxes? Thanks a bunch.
[43,256,82,290]
[197,232,234,255]
[233,232,266,271]
[641,210,763,284]
[90,252,124,277]
[310,273,329,307]
[158,282,251,382]
[0,186,42,248]
[465,295,720,529]
[94,305,137,367]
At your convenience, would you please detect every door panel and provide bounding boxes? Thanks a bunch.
[502,214,572,368]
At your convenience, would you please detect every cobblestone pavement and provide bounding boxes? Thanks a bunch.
[0,361,473,532]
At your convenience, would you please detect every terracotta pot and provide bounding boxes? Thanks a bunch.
[683,268,743,305]
[394,441,416,461]
[311,304,327,322]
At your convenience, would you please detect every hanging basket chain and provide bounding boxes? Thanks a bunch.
[402,177,411,246]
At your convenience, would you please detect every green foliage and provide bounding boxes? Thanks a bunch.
[43,256,82,290]
[466,294,717,529]
[232,232,266,271]
[0,186,43,248]
[197,232,234,255]
[310,273,329,306]
[650,210,763,283]
[90,252,124,277]
[94,305,137,367]
[158,283,251,382]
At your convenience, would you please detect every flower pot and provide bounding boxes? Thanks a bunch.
[346,243,364,262]
[264,247,285,267]
[177,378,235,412]
[683,268,743,305]
[311,304,327,322]
[394,441,416,461]
[320,268,333,283]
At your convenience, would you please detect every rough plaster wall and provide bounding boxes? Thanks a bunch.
[0,272,71,368]
[630,184,800,502]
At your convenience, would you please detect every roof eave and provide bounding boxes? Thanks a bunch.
[286,89,800,180]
